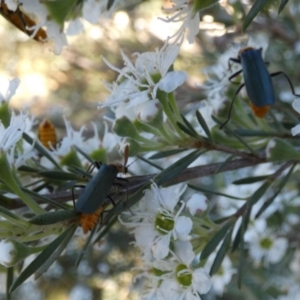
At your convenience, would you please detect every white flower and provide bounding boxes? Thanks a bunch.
[120,183,192,260]
[137,240,211,300]
[160,0,201,44]
[0,113,25,152]
[101,44,186,114]
[245,218,288,266]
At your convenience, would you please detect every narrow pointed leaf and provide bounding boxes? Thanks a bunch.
[278,0,289,14]
[0,205,28,226]
[201,221,233,261]
[137,155,163,170]
[196,110,213,142]
[39,170,81,181]
[235,129,274,137]
[10,226,75,293]
[22,188,67,209]
[180,114,200,138]
[232,175,269,185]
[209,229,232,276]
[35,226,76,279]
[248,181,272,206]
[214,155,235,174]
[243,0,269,31]
[93,215,118,244]
[238,228,245,289]
[188,184,243,200]
[76,222,98,267]
[6,267,13,300]
[255,164,296,218]
[149,149,188,159]
[212,116,257,154]
[29,210,80,225]
[177,122,198,138]
[154,150,204,186]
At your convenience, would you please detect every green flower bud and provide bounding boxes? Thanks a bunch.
[60,148,82,168]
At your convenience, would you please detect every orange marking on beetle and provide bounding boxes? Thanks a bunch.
[79,206,104,234]
[249,102,270,118]
[0,2,47,42]
[38,118,57,149]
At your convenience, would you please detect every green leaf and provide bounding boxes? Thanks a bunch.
[211,116,257,154]
[68,165,92,178]
[196,110,213,142]
[188,184,243,200]
[149,149,188,160]
[44,0,81,27]
[232,206,252,253]
[76,222,98,267]
[154,150,204,186]
[278,0,289,14]
[0,205,28,226]
[10,226,76,293]
[201,222,233,261]
[214,155,235,174]
[267,138,300,161]
[248,180,273,207]
[234,129,274,137]
[243,0,269,31]
[22,188,67,209]
[137,155,163,170]
[255,163,296,218]
[193,0,220,11]
[38,170,82,181]
[209,228,232,276]
[237,228,245,289]
[29,210,80,225]
[232,175,269,185]
[176,122,198,138]
[6,267,13,300]
[35,226,76,279]
[22,133,61,169]
[93,215,118,245]
[180,114,200,138]
[107,0,115,9]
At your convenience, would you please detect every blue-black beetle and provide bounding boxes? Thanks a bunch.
[220,47,300,128]
[75,146,129,233]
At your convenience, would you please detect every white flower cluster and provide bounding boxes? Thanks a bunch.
[120,183,212,299]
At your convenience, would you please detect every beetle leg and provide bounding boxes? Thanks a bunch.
[228,69,243,84]
[228,57,241,71]
[270,71,300,97]
[220,83,245,129]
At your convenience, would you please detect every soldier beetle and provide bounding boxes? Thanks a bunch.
[220,47,300,128]
[76,145,129,233]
